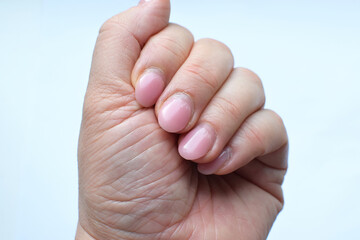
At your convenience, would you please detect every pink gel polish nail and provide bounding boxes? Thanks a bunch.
[197,147,232,175]
[158,93,192,133]
[135,70,165,107]
[178,123,216,160]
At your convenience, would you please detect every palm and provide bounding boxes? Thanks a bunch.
[78,89,283,240]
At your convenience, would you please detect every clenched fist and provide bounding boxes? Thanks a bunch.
[76,0,288,239]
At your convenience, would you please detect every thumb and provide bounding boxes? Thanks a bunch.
[86,0,171,100]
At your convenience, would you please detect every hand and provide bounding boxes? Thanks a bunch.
[76,0,288,239]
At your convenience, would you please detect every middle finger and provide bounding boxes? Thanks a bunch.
[156,38,234,133]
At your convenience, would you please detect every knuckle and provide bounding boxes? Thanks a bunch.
[242,121,266,155]
[259,91,266,108]
[266,109,286,127]
[168,23,194,43]
[212,96,240,122]
[196,38,234,63]
[99,15,132,36]
[264,109,288,144]
[235,67,265,106]
[185,61,219,90]
[237,67,263,88]
[99,16,119,33]
[146,24,193,63]
[155,35,190,61]
[197,38,231,52]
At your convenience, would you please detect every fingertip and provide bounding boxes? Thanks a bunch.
[107,0,171,47]
[136,0,171,40]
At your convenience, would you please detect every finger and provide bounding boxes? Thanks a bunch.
[178,68,265,161]
[86,0,171,101]
[131,24,194,107]
[197,109,288,175]
[234,144,288,202]
[156,38,234,133]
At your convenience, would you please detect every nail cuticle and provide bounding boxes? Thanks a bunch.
[137,67,164,83]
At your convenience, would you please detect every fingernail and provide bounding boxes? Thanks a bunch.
[135,69,165,107]
[178,123,216,160]
[158,93,193,132]
[197,146,232,175]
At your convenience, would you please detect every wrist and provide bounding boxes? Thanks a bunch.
[75,223,96,240]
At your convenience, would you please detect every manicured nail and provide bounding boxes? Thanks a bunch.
[135,69,165,107]
[178,123,216,160]
[158,93,193,132]
[197,147,232,175]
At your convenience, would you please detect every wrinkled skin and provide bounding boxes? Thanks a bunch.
[78,90,286,239]
[77,1,288,239]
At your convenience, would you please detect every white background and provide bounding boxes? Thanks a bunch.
[1,0,359,239]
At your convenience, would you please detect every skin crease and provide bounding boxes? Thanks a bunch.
[76,1,288,239]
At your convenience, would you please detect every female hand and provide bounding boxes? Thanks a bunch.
[76,0,288,239]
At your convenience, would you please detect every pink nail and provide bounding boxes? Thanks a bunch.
[135,69,165,107]
[197,147,232,175]
[158,93,193,133]
[178,123,216,160]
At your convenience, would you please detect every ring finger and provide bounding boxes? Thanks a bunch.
[178,68,266,162]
